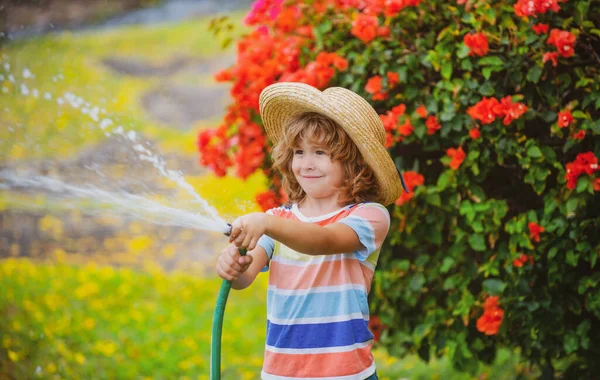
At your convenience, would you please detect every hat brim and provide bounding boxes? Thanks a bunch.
[259,82,404,206]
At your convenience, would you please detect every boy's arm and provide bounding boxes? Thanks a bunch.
[265,215,362,256]
[231,245,268,290]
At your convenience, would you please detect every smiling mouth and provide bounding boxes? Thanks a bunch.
[302,176,323,179]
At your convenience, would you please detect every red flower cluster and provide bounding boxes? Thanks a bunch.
[446,146,466,170]
[256,189,280,211]
[565,152,599,190]
[557,110,574,128]
[547,29,577,58]
[467,96,528,125]
[528,222,545,243]
[532,23,549,35]
[368,315,386,342]
[469,127,481,139]
[350,13,390,43]
[476,296,504,336]
[514,0,564,18]
[379,103,408,147]
[513,253,534,268]
[416,105,427,118]
[197,127,231,177]
[365,72,400,100]
[395,171,424,206]
[463,32,489,56]
[425,116,441,135]
[282,52,349,89]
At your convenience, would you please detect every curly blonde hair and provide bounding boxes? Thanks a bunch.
[272,112,381,205]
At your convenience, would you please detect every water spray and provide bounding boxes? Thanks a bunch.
[210,223,247,380]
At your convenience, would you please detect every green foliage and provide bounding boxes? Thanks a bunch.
[339,1,600,377]
[217,0,600,377]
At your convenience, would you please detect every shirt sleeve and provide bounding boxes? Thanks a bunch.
[256,208,276,272]
[337,203,391,261]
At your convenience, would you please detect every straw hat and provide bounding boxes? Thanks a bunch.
[259,82,408,206]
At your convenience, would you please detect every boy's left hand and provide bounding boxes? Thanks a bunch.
[229,212,270,251]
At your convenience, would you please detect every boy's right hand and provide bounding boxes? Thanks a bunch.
[216,244,254,281]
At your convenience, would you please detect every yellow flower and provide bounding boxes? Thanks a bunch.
[46,363,57,373]
[83,317,96,330]
[74,353,86,364]
[8,350,19,362]
[74,282,99,299]
[94,341,117,357]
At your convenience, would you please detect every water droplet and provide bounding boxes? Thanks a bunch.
[20,84,29,96]
[43,92,52,100]
[99,119,113,130]
[22,68,33,79]
[127,131,137,141]
[32,89,39,98]
[3,62,10,71]
[8,74,15,83]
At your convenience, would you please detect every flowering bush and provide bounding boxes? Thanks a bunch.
[199,0,600,376]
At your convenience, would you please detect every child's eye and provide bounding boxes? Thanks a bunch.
[294,149,303,155]
[316,150,327,155]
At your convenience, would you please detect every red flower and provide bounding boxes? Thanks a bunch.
[398,119,414,136]
[416,105,428,118]
[464,32,489,57]
[368,315,386,342]
[528,222,545,243]
[513,253,534,268]
[425,116,441,135]
[514,0,562,18]
[547,29,576,58]
[476,296,504,336]
[365,75,383,94]
[532,23,549,35]
[469,128,481,139]
[494,96,528,125]
[565,152,599,189]
[391,104,406,117]
[467,97,501,125]
[557,110,573,128]
[394,171,424,205]
[387,71,400,87]
[573,130,586,140]
[351,13,379,43]
[543,52,559,66]
[255,190,280,211]
[377,26,391,38]
[446,146,466,170]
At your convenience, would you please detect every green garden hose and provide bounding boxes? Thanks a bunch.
[210,226,246,380]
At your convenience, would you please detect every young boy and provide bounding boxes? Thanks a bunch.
[216,82,408,380]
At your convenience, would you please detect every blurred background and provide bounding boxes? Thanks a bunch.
[0,1,523,378]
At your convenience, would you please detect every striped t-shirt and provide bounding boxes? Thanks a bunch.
[256,202,391,380]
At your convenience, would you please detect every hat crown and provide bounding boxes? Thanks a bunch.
[322,87,386,146]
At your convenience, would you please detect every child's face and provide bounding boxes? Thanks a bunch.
[291,138,344,203]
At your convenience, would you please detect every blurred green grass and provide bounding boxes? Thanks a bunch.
[1,259,528,380]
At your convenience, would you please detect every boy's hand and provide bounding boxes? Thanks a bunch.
[216,244,254,281]
[229,212,270,251]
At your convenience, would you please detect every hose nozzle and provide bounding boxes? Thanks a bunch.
[224,223,232,237]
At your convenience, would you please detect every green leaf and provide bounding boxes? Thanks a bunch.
[479,82,495,96]
[566,250,579,267]
[482,279,506,295]
[468,234,487,251]
[572,110,588,119]
[478,56,504,66]
[527,66,543,83]
[482,67,493,80]
[437,170,453,190]
[564,333,579,354]
[440,257,455,273]
[442,61,453,79]
[527,146,543,158]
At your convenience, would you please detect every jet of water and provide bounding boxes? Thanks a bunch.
[0,170,230,234]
